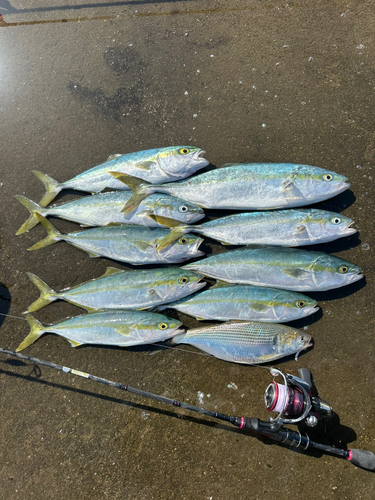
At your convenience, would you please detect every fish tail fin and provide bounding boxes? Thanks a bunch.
[108,172,154,214]
[15,195,45,235]
[32,170,62,207]
[27,214,63,251]
[148,215,190,250]
[24,272,58,313]
[16,314,46,351]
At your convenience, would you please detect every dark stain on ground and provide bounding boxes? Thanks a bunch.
[68,47,146,121]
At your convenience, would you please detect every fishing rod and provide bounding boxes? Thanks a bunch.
[1,347,374,472]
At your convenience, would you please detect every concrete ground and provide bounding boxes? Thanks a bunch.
[0,1,374,498]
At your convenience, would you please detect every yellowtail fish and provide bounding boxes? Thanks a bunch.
[157,284,318,322]
[33,146,209,206]
[149,209,356,250]
[25,267,206,313]
[170,322,312,364]
[17,310,184,351]
[182,246,363,291]
[15,192,204,235]
[110,163,350,213]
[28,214,204,265]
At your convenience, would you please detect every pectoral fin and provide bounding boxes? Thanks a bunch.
[67,339,84,347]
[134,160,157,171]
[250,303,269,312]
[282,267,310,279]
[114,325,132,336]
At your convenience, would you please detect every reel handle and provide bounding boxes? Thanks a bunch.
[348,449,375,472]
[297,368,313,390]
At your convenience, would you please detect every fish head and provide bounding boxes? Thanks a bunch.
[146,194,205,224]
[300,210,356,244]
[271,290,319,321]
[277,329,312,359]
[312,255,364,290]
[156,146,209,179]
[157,234,205,263]
[153,269,206,302]
[139,313,184,341]
[291,165,350,204]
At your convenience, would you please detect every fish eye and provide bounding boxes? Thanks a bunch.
[179,205,188,213]
[178,237,188,245]
[158,323,168,330]
[323,173,333,181]
[331,217,341,225]
[339,266,348,274]
[179,148,190,155]
[297,300,306,308]
[179,276,189,284]
[299,336,305,342]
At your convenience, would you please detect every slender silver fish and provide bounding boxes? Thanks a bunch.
[33,146,209,206]
[150,209,356,250]
[29,214,204,265]
[15,192,205,235]
[17,310,184,351]
[25,267,206,313]
[111,163,350,213]
[170,322,312,364]
[157,284,319,322]
[182,246,364,291]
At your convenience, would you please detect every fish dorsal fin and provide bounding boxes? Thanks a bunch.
[100,267,125,278]
[210,280,233,289]
[221,163,243,168]
[107,154,123,161]
[282,267,310,279]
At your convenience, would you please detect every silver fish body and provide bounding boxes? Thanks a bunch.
[29,215,205,265]
[157,285,319,322]
[25,267,206,313]
[15,191,204,235]
[171,322,312,364]
[120,163,350,212]
[17,310,184,351]
[33,146,209,206]
[182,246,364,291]
[154,209,356,249]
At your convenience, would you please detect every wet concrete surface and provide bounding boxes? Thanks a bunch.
[0,1,375,498]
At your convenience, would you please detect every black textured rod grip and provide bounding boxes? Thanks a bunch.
[298,368,313,389]
[348,449,375,471]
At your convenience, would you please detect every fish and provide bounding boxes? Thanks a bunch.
[16,310,184,351]
[33,146,209,206]
[150,209,356,250]
[156,284,319,322]
[170,322,312,364]
[25,267,206,313]
[15,192,205,235]
[28,214,205,265]
[111,163,350,213]
[182,246,364,291]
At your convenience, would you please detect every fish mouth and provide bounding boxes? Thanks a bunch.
[349,271,364,284]
[170,327,185,338]
[192,278,207,292]
[343,222,357,236]
[193,150,209,165]
[294,339,313,360]
[302,305,320,316]
[186,211,205,223]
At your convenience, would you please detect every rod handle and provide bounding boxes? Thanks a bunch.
[348,449,375,472]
